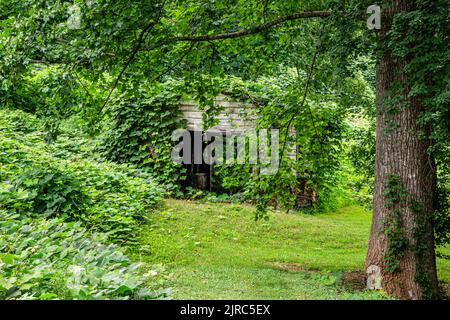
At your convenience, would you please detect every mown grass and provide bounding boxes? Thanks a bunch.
[130,199,449,300]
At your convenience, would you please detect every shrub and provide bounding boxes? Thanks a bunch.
[65,159,162,241]
[0,108,169,300]
[0,210,168,300]
[0,107,41,133]
[8,166,87,218]
[100,83,187,194]
[0,108,162,242]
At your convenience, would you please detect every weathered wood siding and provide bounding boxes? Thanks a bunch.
[180,94,257,133]
[180,94,297,159]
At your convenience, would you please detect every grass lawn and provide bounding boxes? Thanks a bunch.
[130,199,450,300]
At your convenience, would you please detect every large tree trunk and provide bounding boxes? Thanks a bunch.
[365,0,440,299]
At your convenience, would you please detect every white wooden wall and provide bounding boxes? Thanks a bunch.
[179,94,297,160]
[180,94,257,133]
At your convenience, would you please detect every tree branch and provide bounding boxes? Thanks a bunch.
[101,10,330,113]
[144,10,331,51]
[173,11,331,42]
[99,1,166,113]
[152,42,196,82]
[280,48,319,162]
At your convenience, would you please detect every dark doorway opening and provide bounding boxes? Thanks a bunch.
[182,130,212,191]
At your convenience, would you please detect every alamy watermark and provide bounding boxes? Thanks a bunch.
[171,129,280,175]
[367,5,381,30]
[65,4,380,31]
[67,4,81,30]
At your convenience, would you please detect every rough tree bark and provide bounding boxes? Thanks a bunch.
[365,0,439,299]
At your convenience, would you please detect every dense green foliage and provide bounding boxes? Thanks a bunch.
[100,81,187,193]
[0,0,446,226]
[0,108,166,299]
[0,0,448,300]
[0,0,379,211]
[0,109,162,241]
[0,211,166,300]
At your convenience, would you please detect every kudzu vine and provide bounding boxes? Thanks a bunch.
[382,174,409,273]
[382,174,440,298]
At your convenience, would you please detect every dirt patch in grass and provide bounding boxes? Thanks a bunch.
[270,262,319,273]
[341,271,366,291]
[271,262,366,285]
[271,263,367,292]
[441,283,450,300]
